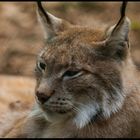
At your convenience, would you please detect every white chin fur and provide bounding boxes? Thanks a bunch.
[28,103,69,124]
[102,88,125,118]
[73,88,125,129]
[73,103,99,129]
[43,111,69,123]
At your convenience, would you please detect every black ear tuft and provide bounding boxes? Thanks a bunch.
[105,2,131,44]
[37,1,52,25]
[36,1,71,40]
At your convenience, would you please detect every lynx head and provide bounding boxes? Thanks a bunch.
[35,2,131,129]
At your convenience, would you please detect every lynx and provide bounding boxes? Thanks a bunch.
[5,2,140,138]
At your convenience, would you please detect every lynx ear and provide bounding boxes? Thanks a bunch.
[36,2,71,40]
[99,2,131,60]
[106,2,131,43]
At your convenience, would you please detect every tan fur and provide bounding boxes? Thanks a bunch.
[4,3,140,138]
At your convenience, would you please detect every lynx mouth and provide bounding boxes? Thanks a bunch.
[40,104,73,115]
[46,107,72,114]
[38,105,74,123]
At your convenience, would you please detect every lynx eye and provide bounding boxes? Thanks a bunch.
[62,70,83,79]
[37,62,46,71]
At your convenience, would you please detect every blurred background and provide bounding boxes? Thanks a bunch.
[0,2,140,77]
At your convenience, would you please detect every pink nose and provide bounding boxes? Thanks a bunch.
[36,91,51,104]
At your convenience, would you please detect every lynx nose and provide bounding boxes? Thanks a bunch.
[36,91,51,104]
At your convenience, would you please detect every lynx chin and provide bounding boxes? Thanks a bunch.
[5,2,140,138]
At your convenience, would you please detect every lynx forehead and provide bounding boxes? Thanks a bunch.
[39,27,104,62]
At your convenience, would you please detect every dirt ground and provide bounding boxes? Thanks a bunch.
[0,2,140,77]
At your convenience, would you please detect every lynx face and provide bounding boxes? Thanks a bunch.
[35,3,130,129]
